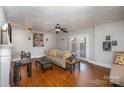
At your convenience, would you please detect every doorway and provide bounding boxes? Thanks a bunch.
[69,35,89,60]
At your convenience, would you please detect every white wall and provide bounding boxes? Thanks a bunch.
[0,7,6,27]
[11,29,57,59]
[57,28,95,61]
[57,32,69,50]
[95,20,124,67]
[57,20,124,68]
[69,28,95,61]
[10,20,124,68]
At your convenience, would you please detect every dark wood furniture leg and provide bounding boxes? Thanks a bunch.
[50,66,53,71]
[35,61,38,68]
[27,63,32,77]
[73,64,75,70]
[66,63,73,73]
[70,64,73,73]
[66,64,68,71]
[66,61,80,73]
[41,65,46,73]
[79,62,80,71]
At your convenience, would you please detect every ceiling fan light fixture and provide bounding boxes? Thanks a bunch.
[27,27,32,33]
[28,27,31,31]
[55,28,61,32]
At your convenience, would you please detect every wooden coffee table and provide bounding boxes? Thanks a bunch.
[36,57,53,73]
[66,60,80,73]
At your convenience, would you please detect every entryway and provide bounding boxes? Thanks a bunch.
[69,34,89,61]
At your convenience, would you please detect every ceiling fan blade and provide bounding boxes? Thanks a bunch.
[61,28,68,33]
[48,24,68,34]
[62,30,68,33]
[47,28,56,33]
[61,28,66,30]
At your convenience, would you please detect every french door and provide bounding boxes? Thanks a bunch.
[69,35,89,60]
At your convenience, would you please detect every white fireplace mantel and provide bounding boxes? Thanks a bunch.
[0,45,11,87]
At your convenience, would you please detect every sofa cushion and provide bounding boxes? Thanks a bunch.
[115,53,124,65]
[57,50,63,58]
[46,49,72,68]
[47,56,66,68]
[53,56,64,63]
[48,56,63,63]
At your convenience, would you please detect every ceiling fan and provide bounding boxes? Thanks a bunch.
[47,24,68,34]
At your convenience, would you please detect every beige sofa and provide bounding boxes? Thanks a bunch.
[109,51,124,86]
[46,49,72,68]
[109,64,124,86]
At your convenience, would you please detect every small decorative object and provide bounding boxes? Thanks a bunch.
[66,54,76,62]
[28,37,31,40]
[33,33,44,47]
[106,35,111,40]
[103,41,111,51]
[61,38,64,41]
[112,40,117,46]
[42,44,44,47]
[21,51,31,60]
[46,38,48,41]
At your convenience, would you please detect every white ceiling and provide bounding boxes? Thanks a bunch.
[3,6,124,32]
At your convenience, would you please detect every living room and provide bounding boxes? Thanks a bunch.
[0,5,124,88]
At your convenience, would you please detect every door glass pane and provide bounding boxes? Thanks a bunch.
[71,37,76,53]
[80,37,86,57]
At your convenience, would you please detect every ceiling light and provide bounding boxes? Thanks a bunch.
[55,28,61,32]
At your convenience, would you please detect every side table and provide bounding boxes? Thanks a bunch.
[66,60,80,73]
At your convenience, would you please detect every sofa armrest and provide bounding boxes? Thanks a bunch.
[109,64,124,86]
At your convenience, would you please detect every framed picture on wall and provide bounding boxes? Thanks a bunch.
[103,41,111,51]
[112,40,117,46]
[33,33,44,47]
[106,35,111,40]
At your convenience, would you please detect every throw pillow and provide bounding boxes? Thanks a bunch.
[53,49,57,56]
[63,50,72,59]
[115,54,124,65]
[49,49,57,57]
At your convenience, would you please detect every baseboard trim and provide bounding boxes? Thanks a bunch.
[88,60,111,68]
[80,58,111,68]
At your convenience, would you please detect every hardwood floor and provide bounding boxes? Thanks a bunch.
[15,59,111,87]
